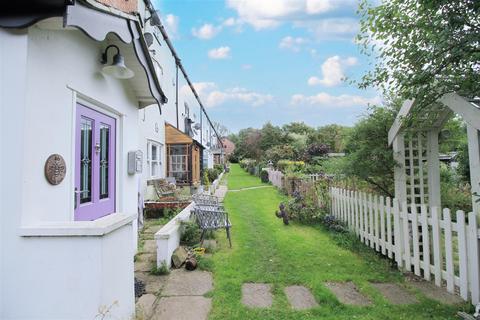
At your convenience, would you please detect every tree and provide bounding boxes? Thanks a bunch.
[343,103,400,197]
[357,0,480,107]
[282,122,314,136]
[308,124,351,153]
[212,121,229,137]
[259,122,285,151]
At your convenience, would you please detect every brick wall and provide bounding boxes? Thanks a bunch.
[95,0,138,13]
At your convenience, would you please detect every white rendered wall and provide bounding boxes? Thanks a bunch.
[139,105,166,200]
[0,25,139,319]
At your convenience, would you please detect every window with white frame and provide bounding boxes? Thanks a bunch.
[147,141,163,178]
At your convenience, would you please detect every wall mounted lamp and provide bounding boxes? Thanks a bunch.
[100,45,134,79]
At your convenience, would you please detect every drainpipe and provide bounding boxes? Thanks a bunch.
[175,62,179,129]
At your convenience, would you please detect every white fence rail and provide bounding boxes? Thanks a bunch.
[331,187,480,304]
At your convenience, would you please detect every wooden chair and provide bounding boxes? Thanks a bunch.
[193,207,232,248]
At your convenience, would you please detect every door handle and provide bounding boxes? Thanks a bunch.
[74,188,80,209]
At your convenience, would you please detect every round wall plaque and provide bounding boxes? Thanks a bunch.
[44,154,66,185]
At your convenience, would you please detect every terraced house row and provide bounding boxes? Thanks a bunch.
[0,1,224,319]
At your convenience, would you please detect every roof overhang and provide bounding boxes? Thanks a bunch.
[1,1,167,111]
[388,93,479,146]
[0,0,74,28]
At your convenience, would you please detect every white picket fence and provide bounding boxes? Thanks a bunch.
[331,187,480,305]
[267,169,284,189]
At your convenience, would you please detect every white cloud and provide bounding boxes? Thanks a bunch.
[189,82,273,108]
[208,46,231,59]
[295,18,359,40]
[226,0,357,31]
[279,36,309,52]
[308,55,358,87]
[290,92,381,108]
[162,14,179,39]
[192,23,221,40]
[242,64,253,70]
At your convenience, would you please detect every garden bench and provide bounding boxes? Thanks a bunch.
[193,207,232,248]
[192,193,223,207]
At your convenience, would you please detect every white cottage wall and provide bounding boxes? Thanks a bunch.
[139,105,166,199]
[1,26,139,319]
[0,28,30,320]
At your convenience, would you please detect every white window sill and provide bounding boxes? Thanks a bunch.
[18,213,136,237]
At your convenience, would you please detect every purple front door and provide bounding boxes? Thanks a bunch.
[75,103,116,221]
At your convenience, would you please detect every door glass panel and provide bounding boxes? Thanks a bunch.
[80,118,93,204]
[99,123,110,199]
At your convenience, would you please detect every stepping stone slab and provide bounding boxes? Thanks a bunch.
[241,283,273,308]
[284,285,318,310]
[152,296,212,320]
[407,279,463,305]
[162,269,213,296]
[325,282,372,306]
[371,283,418,305]
[136,293,157,319]
[135,272,168,294]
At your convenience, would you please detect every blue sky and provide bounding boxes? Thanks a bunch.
[154,0,381,133]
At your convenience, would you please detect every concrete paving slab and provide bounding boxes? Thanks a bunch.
[407,279,464,305]
[284,285,318,310]
[162,269,213,296]
[152,296,212,320]
[136,294,157,319]
[241,283,273,308]
[135,260,154,273]
[143,240,157,253]
[325,282,372,306]
[371,282,418,305]
[214,186,228,200]
[143,225,163,235]
[135,272,168,294]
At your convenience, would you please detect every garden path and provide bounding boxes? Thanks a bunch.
[205,164,467,319]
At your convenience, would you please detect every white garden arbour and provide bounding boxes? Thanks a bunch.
[389,93,480,214]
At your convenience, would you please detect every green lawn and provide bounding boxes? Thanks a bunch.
[207,164,465,319]
[226,165,266,190]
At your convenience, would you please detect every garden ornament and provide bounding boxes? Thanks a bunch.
[275,203,289,225]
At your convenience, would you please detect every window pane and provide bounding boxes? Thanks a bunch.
[99,124,110,199]
[80,118,93,204]
[152,144,158,161]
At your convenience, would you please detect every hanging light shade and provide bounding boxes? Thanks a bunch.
[101,45,134,79]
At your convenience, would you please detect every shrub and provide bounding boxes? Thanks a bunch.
[207,168,219,182]
[202,170,210,189]
[150,261,170,275]
[181,220,201,246]
[277,160,305,173]
[321,214,347,233]
[214,164,224,175]
[260,169,269,183]
[285,191,323,222]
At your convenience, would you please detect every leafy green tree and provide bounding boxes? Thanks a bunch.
[259,122,285,151]
[439,117,467,153]
[282,122,314,136]
[264,145,296,165]
[308,124,351,153]
[357,0,480,107]
[343,104,399,197]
